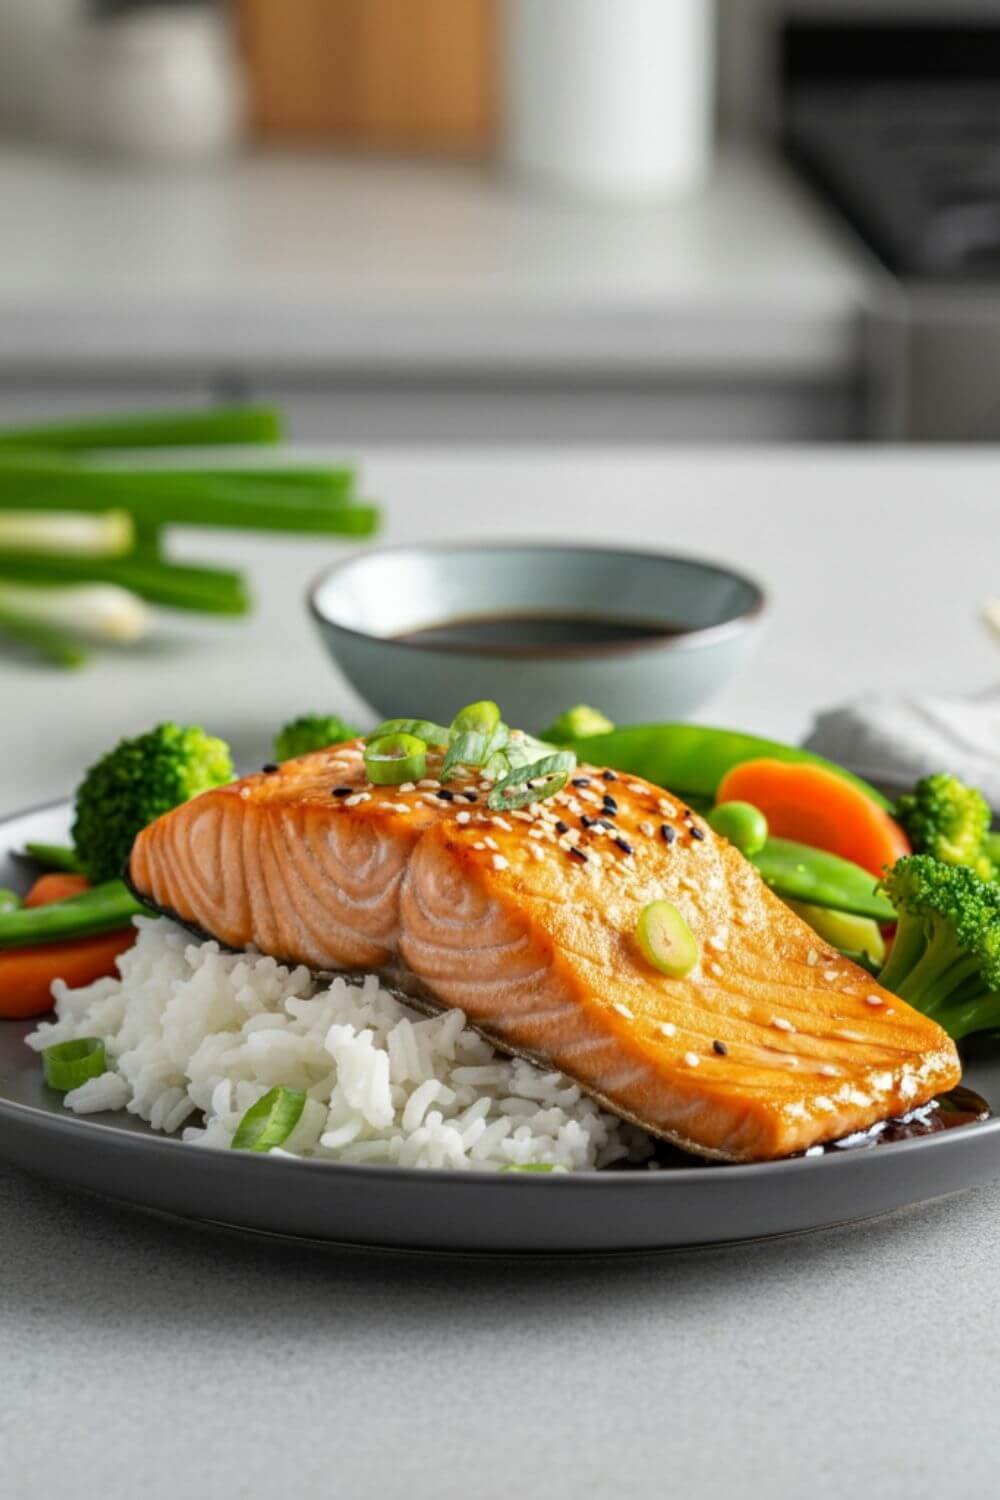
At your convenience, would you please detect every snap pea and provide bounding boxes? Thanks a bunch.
[751,838,894,921]
[557,724,890,810]
[0,888,21,913]
[0,878,144,948]
[22,841,82,873]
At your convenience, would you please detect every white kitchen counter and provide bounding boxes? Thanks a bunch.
[3,446,997,1500]
[0,144,871,381]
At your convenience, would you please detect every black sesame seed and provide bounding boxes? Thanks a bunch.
[261,762,279,774]
[463,791,478,802]
[580,814,596,829]
[713,1040,728,1057]
[602,794,618,813]
[614,837,633,855]
[660,824,676,845]
[332,786,353,797]
[568,846,588,863]
[602,770,618,782]
[436,788,455,802]
[571,777,591,788]
[555,820,569,835]
[599,818,617,832]
[690,826,705,841]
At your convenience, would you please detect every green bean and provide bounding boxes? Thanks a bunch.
[557,724,890,810]
[22,842,83,873]
[751,838,894,921]
[0,879,145,947]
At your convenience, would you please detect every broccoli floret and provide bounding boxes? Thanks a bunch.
[274,713,358,762]
[895,772,994,879]
[72,723,233,883]
[877,854,1000,1039]
[540,704,615,743]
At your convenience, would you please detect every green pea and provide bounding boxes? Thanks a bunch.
[708,800,769,857]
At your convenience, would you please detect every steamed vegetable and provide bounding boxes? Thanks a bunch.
[0,879,144,947]
[22,843,82,873]
[894,772,995,879]
[553,723,891,810]
[72,723,234,883]
[750,838,895,921]
[0,875,136,1020]
[542,704,615,742]
[707,801,768,857]
[878,855,1000,1039]
[274,714,360,761]
[784,900,887,968]
[716,759,910,880]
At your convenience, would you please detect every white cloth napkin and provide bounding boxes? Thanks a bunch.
[806,688,1000,804]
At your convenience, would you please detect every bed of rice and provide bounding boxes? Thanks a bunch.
[26,917,654,1172]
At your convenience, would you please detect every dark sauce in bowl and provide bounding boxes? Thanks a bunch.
[392,612,688,655]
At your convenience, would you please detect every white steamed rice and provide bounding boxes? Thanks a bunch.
[26,917,653,1172]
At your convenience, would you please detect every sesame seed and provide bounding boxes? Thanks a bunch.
[569,847,588,863]
[527,827,544,840]
[344,792,370,807]
[555,820,569,835]
[332,785,353,797]
[261,763,279,774]
[613,1002,634,1019]
[602,770,618,782]
[819,1064,840,1077]
[399,782,416,792]
[806,949,819,966]
[462,790,478,803]
[492,854,509,871]
[690,826,705,842]
[639,821,654,837]
[822,969,838,982]
[684,1051,700,1068]
[865,994,884,1007]
[491,816,513,832]
[659,799,677,817]
[660,824,676,845]
[710,962,724,978]
[614,836,633,856]
[530,844,546,861]
[571,777,591,788]
[484,835,499,850]
[659,1022,676,1037]
[456,811,471,824]
[436,788,455,802]
[712,1040,728,1056]
[239,786,250,800]
[771,1017,795,1033]
[580,814,597,829]
[418,779,439,789]
[473,841,486,850]
[602,794,618,813]
[708,934,727,952]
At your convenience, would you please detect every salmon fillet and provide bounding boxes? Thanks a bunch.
[127,739,961,1161]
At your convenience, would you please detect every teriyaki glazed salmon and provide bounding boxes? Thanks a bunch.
[126,739,960,1162]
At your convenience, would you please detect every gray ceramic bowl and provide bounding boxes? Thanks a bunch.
[308,541,766,730]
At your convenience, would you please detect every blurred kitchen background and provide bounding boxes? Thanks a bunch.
[1,0,999,445]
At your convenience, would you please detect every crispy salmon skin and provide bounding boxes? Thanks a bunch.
[128,740,960,1162]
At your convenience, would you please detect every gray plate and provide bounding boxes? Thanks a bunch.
[2,800,1000,1255]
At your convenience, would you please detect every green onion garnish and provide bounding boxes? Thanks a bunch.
[635,901,699,978]
[42,1037,107,1092]
[366,717,450,747]
[487,752,575,811]
[442,700,510,781]
[231,1085,308,1152]
[364,732,428,785]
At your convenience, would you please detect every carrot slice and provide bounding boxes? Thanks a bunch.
[24,872,91,908]
[0,874,135,1020]
[716,758,910,880]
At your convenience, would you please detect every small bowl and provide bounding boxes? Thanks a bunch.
[308,541,766,730]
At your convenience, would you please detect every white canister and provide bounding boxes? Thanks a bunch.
[501,0,715,200]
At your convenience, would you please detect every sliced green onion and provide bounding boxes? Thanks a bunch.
[43,1038,107,1092]
[364,732,427,785]
[487,752,575,811]
[231,1085,307,1152]
[367,717,449,746]
[635,901,699,978]
[442,701,509,781]
[0,888,20,913]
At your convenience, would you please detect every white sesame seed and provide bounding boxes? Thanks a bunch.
[819,1064,841,1077]
[639,821,654,837]
[344,792,370,807]
[807,949,819,967]
[822,969,839,983]
[771,1017,795,1033]
[865,994,884,1007]
[490,816,513,832]
[530,844,546,861]
[708,934,727,952]
[399,782,415,792]
[418,779,439,789]
[659,799,677,817]
[659,1022,677,1037]
[492,854,509,871]
[527,827,544,840]
[613,1002,634,1019]
[239,786,250,800]
[473,841,486,851]
[684,1051,700,1068]
[484,835,499,851]
[456,811,471,824]
[710,962,724,978]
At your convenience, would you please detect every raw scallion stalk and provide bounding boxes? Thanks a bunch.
[42,1038,108,1092]
[0,458,378,535]
[0,509,134,557]
[0,406,284,453]
[231,1085,308,1152]
[487,752,575,811]
[367,718,450,747]
[0,607,87,668]
[0,553,250,615]
[364,732,427,785]
[0,582,149,646]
